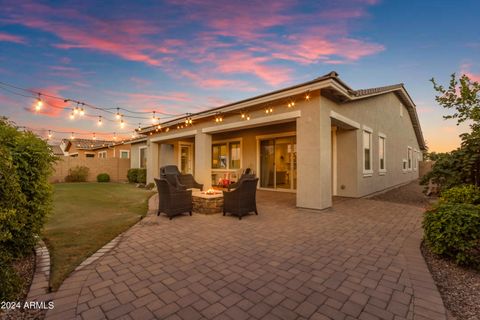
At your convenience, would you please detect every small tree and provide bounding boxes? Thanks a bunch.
[425,74,480,189]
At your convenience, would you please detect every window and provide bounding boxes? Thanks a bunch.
[120,150,130,159]
[379,135,386,173]
[363,129,372,175]
[98,151,107,158]
[212,140,241,170]
[407,147,412,170]
[86,153,94,158]
[402,159,407,171]
[139,147,147,168]
[212,144,227,169]
[413,149,418,171]
[229,142,241,169]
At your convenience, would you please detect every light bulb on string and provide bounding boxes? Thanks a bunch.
[152,111,157,123]
[92,133,96,140]
[116,108,121,120]
[47,130,52,139]
[113,133,117,141]
[34,96,43,112]
[79,108,85,116]
[97,116,103,126]
[69,111,75,120]
[70,132,75,140]
[120,118,125,128]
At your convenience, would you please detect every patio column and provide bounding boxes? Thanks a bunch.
[146,140,159,184]
[296,97,332,209]
[195,132,212,189]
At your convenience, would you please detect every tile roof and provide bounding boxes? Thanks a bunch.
[351,84,404,97]
[62,138,115,150]
[49,144,64,155]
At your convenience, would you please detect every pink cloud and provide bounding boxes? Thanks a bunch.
[3,2,170,66]
[0,32,26,44]
[460,63,480,82]
[26,87,70,117]
[213,52,291,86]
[180,70,257,90]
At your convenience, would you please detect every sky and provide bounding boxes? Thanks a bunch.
[0,0,479,151]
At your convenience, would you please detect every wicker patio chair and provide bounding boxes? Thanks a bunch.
[154,178,193,220]
[227,170,256,191]
[223,177,259,220]
[160,165,203,190]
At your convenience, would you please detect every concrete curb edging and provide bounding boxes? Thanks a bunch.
[27,238,53,302]
[401,228,449,320]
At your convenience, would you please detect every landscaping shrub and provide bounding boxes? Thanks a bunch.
[0,118,56,300]
[423,203,480,267]
[97,173,110,182]
[440,184,480,204]
[137,168,147,184]
[65,165,89,182]
[127,168,138,183]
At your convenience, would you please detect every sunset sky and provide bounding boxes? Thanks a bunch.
[0,0,478,151]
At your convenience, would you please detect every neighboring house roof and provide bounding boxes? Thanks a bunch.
[49,144,65,156]
[138,71,426,150]
[62,138,115,152]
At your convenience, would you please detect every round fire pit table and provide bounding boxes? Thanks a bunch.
[192,190,224,214]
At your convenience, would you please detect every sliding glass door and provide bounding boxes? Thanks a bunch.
[260,136,296,190]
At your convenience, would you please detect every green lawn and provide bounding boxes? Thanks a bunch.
[43,183,154,291]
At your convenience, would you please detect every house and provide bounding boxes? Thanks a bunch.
[133,71,425,210]
[49,144,66,156]
[60,138,130,158]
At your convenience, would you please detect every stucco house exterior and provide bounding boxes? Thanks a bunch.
[61,138,131,159]
[133,71,425,210]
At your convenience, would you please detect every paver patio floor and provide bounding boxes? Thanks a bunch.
[46,184,447,320]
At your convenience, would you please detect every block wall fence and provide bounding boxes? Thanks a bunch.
[50,157,130,183]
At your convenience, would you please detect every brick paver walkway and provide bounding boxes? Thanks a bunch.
[45,186,447,320]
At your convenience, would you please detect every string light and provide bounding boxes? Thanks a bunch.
[265,107,273,114]
[73,106,79,115]
[69,112,75,120]
[47,130,52,139]
[97,116,103,126]
[113,132,117,141]
[92,133,96,140]
[287,101,295,108]
[116,108,121,120]
[70,132,75,140]
[34,95,43,112]
[120,117,125,128]
[152,111,157,123]
[79,107,85,116]
[215,113,223,123]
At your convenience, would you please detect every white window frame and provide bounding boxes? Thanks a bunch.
[407,147,413,171]
[211,138,243,171]
[362,126,373,176]
[413,149,418,171]
[98,151,107,159]
[402,159,407,172]
[119,150,130,159]
[378,133,386,175]
[139,146,147,169]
